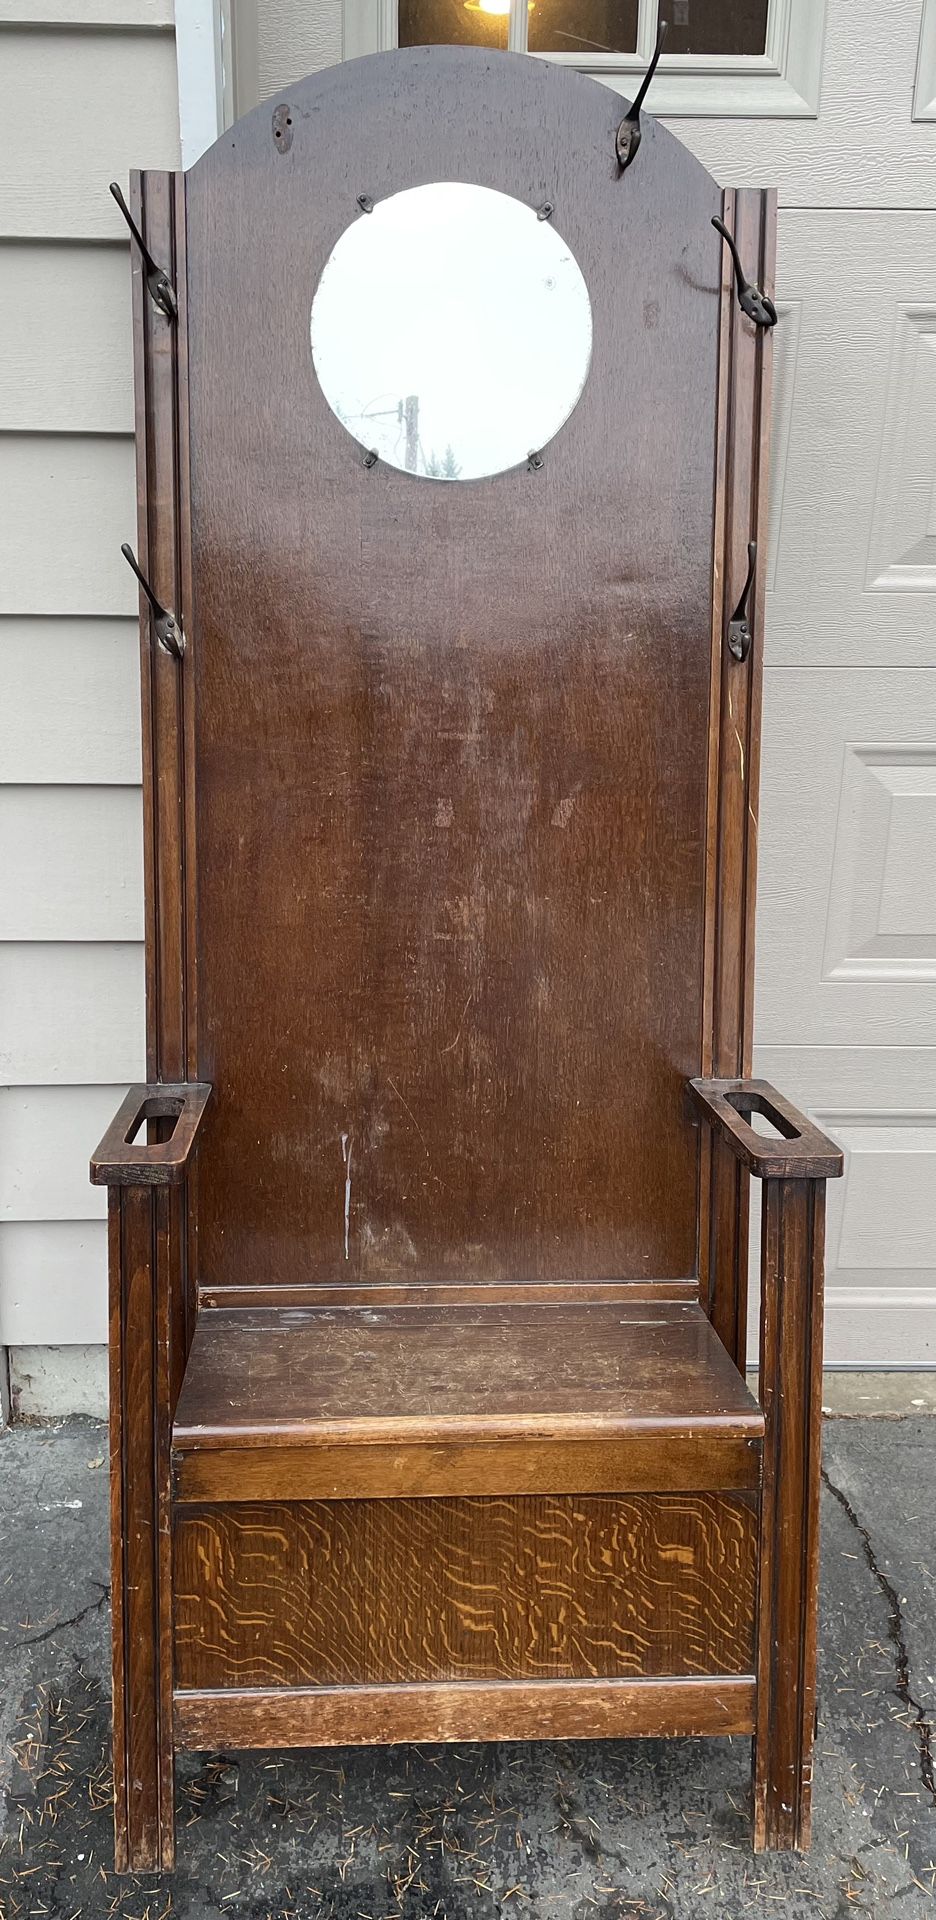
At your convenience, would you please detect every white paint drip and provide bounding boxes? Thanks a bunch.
[340,1131,353,1261]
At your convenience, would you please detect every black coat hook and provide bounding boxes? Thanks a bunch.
[712,217,777,329]
[727,541,757,661]
[109,183,178,321]
[615,19,667,173]
[121,544,184,660]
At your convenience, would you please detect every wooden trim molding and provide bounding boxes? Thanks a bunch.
[174,1675,756,1749]
[172,1432,762,1503]
[131,171,197,1088]
[699,186,776,1372]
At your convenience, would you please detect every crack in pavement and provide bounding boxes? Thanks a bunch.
[822,1467,936,1811]
[8,1582,110,1653]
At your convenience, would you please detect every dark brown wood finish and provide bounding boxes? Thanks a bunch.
[91,1082,212,1186]
[101,170,201,1873]
[694,1076,840,1849]
[699,188,776,1370]
[171,1299,763,1498]
[174,1432,761,1503]
[690,1079,844,1180]
[174,1493,757,1687]
[172,1301,763,1444]
[184,50,723,1293]
[174,1675,756,1749]
[102,43,833,1869]
[753,1177,827,1851]
[108,1184,175,1870]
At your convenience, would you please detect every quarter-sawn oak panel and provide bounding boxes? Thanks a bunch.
[174,1494,757,1687]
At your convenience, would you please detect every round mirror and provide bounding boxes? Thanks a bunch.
[310,182,593,481]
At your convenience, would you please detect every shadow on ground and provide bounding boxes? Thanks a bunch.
[1,1417,934,1919]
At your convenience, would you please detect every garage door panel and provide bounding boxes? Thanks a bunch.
[756,670,936,1044]
[766,212,936,665]
[750,1049,936,1367]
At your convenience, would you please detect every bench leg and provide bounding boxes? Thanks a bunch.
[753,1176,826,1851]
[108,1187,176,1870]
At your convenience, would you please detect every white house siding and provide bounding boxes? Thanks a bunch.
[0,0,179,1409]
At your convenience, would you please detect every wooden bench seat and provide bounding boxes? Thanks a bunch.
[172,1299,763,1501]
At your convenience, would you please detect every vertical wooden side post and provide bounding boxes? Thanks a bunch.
[753,1175,826,1851]
[701,188,776,1370]
[108,1186,176,1870]
[107,167,192,1872]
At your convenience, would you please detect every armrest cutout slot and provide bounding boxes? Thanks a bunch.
[125,1094,185,1147]
[724,1090,799,1142]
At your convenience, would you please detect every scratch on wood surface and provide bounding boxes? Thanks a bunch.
[340,1131,353,1262]
[440,992,474,1057]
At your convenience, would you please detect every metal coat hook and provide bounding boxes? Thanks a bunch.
[712,217,777,329]
[109,182,178,321]
[727,541,757,661]
[121,544,185,660]
[615,19,667,173]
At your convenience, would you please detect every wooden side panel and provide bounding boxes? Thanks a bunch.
[753,1177,826,1852]
[105,172,195,1875]
[108,1185,174,1871]
[173,1493,758,1689]
[700,187,776,1366]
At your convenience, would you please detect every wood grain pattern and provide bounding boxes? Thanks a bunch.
[691,1079,844,1180]
[753,1177,826,1852]
[108,1183,174,1870]
[173,1433,762,1504]
[174,1674,756,1749]
[107,43,826,1866]
[172,1300,764,1448]
[91,1081,212,1186]
[699,187,776,1370]
[185,49,722,1292]
[174,1494,758,1688]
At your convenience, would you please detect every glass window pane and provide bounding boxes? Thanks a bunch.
[528,0,638,55]
[663,0,768,56]
[398,0,508,48]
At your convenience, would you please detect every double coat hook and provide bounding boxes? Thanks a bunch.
[615,20,667,173]
[727,541,757,662]
[121,544,185,660]
[109,182,178,321]
[712,216,778,329]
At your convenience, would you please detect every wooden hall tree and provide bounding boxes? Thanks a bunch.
[92,45,842,1870]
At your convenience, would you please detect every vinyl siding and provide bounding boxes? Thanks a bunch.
[0,8,176,1353]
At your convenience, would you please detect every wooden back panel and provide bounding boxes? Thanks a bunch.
[182,49,724,1290]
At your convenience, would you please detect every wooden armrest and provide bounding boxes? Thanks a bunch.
[90,1083,212,1187]
[689,1078,843,1180]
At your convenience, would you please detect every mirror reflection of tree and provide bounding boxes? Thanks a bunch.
[423,444,462,479]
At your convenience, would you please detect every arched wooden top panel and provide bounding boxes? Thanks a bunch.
[180,47,726,1290]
